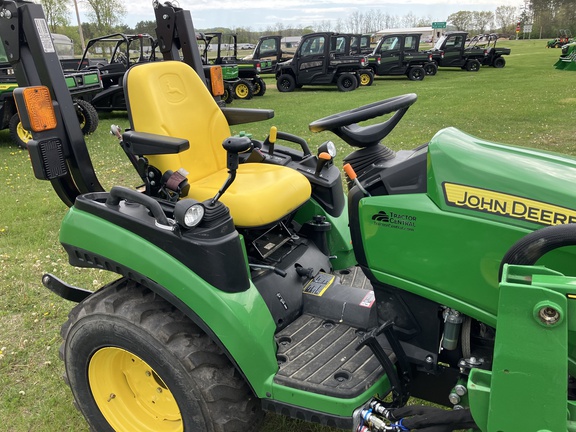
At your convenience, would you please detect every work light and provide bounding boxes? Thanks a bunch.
[174,199,205,228]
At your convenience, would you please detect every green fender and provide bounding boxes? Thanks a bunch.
[59,207,279,397]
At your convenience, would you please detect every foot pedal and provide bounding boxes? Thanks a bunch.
[357,321,411,406]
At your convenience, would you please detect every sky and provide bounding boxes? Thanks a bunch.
[73,0,525,31]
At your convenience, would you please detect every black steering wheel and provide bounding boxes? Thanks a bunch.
[308,93,417,148]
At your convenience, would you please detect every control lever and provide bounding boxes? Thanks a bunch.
[314,152,332,177]
[343,163,371,196]
[263,126,278,156]
[211,136,253,205]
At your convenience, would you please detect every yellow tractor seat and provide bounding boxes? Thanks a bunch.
[124,61,311,227]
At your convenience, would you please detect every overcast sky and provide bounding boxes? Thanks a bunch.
[75,0,524,30]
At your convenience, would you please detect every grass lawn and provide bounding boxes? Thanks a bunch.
[0,39,575,431]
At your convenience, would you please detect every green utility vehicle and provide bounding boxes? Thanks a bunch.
[366,33,437,81]
[275,32,369,92]
[429,31,491,71]
[0,40,100,148]
[5,1,576,432]
[75,33,157,112]
[467,34,511,68]
[201,32,266,99]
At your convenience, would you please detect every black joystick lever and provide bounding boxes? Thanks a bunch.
[211,136,253,205]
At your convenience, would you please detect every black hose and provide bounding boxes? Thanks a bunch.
[499,223,576,279]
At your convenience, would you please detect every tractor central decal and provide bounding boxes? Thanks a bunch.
[443,182,576,226]
[372,210,416,231]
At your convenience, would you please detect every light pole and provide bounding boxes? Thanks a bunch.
[72,0,85,51]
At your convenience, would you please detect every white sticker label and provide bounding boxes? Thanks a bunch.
[359,291,375,308]
[34,18,55,53]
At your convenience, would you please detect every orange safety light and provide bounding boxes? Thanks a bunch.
[17,86,57,132]
[209,65,224,97]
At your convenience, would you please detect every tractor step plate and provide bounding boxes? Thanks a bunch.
[273,314,387,398]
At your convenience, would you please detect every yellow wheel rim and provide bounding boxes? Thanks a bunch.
[360,73,371,85]
[89,347,183,432]
[16,121,32,144]
[236,84,249,98]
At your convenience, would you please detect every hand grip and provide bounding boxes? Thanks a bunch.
[106,186,170,227]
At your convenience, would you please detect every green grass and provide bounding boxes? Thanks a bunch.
[0,39,575,431]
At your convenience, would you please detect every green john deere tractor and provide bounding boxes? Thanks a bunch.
[4,1,576,431]
[555,42,576,70]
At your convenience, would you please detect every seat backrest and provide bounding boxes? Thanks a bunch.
[124,60,229,182]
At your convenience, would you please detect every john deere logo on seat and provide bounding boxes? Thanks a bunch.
[160,74,186,103]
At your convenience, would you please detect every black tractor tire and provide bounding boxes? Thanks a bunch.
[252,77,267,96]
[8,113,31,149]
[407,66,425,81]
[233,79,254,99]
[223,83,235,104]
[336,73,358,91]
[465,59,481,72]
[424,62,438,76]
[74,99,99,135]
[493,57,506,68]
[60,278,263,432]
[276,74,296,92]
[358,70,374,86]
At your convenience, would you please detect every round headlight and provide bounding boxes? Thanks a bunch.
[318,140,337,158]
[174,200,205,228]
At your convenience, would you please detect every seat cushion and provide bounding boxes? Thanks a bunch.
[189,163,312,227]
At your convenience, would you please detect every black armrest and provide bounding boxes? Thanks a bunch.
[221,107,274,126]
[122,130,189,155]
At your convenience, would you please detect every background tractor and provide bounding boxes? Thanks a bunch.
[3,1,576,432]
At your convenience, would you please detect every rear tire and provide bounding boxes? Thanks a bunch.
[61,279,263,432]
[407,66,425,81]
[493,57,506,68]
[276,74,296,92]
[8,113,31,149]
[336,73,358,91]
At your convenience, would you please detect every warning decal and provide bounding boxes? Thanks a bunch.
[303,272,335,296]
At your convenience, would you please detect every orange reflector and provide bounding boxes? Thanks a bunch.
[20,86,57,132]
[210,66,224,97]
[343,163,357,180]
[318,152,332,161]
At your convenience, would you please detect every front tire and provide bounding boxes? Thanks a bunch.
[233,79,254,99]
[252,77,267,96]
[465,59,481,72]
[424,62,438,76]
[276,74,296,92]
[358,70,374,86]
[61,279,263,432]
[74,99,99,134]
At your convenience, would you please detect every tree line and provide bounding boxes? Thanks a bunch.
[40,0,571,56]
